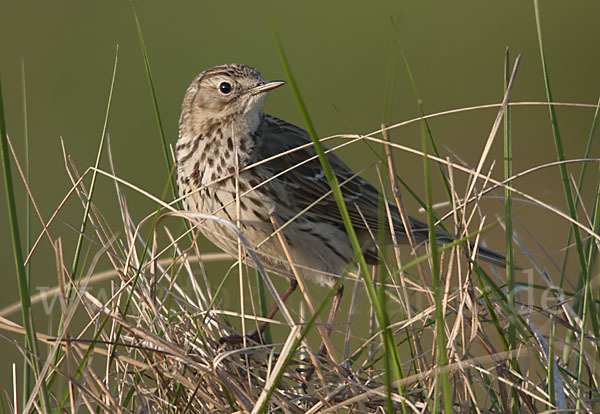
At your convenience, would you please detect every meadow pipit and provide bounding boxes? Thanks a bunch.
[176,63,506,343]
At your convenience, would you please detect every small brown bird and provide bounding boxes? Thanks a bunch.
[176,63,506,342]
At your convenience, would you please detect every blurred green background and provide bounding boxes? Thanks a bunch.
[1,0,599,395]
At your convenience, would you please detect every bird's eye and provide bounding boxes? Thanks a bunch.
[219,82,232,94]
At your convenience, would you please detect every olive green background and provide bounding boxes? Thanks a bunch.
[1,0,599,395]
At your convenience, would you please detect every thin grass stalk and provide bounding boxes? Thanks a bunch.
[106,187,171,367]
[423,124,452,412]
[272,29,408,413]
[20,55,32,410]
[533,1,590,310]
[57,175,171,413]
[578,99,600,267]
[503,48,521,413]
[558,98,600,291]
[377,153,394,411]
[254,269,271,343]
[390,18,453,204]
[379,54,397,403]
[231,120,249,361]
[55,314,109,412]
[52,53,119,406]
[199,262,237,328]
[574,100,600,378]
[580,98,600,271]
[472,263,540,411]
[383,125,430,380]
[575,265,592,412]
[54,239,122,413]
[41,250,117,412]
[576,169,600,410]
[382,38,397,125]
[0,77,50,411]
[65,149,124,286]
[131,6,176,199]
[536,0,600,387]
[476,266,530,347]
[70,47,118,279]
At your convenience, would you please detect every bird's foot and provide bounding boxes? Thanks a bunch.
[296,355,322,386]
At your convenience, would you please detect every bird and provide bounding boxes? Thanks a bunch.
[176,63,507,346]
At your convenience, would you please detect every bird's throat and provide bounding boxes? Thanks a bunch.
[176,114,262,191]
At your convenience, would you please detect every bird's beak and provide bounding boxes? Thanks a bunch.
[248,80,285,95]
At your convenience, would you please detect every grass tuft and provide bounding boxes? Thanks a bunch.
[0,5,599,412]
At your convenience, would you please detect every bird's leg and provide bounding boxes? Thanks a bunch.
[302,285,344,383]
[249,279,298,343]
[220,279,298,345]
[318,285,344,356]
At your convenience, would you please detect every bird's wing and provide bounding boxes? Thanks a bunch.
[253,114,509,268]
[253,114,433,242]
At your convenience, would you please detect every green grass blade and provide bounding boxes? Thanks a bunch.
[54,315,111,412]
[379,47,399,408]
[559,98,600,287]
[378,147,395,410]
[533,0,588,290]
[131,4,176,200]
[422,125,452,412]
[271,28,406,412]
[576,163,600,410]
[390,18,453,204]
[0,77,51,411]
[503,48,521,413]
[71,47,119,279]
[255,269,271,343]
[534,4,600,392]
[20,55,32,410]
[107,173,172,367]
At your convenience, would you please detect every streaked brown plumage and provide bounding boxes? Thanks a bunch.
[176,63,506,343]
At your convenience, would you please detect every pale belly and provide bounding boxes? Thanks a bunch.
[178,177,353,288]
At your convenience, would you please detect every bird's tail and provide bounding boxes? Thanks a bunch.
[435,231,511,269]
[469,242,512,268]
[387,205,512,268]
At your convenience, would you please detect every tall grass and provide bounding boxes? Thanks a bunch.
[0,4,599,413]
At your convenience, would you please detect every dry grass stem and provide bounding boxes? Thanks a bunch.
[1,97,598,412]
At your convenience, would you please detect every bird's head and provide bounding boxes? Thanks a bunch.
[180,64,284,129]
